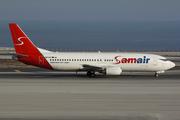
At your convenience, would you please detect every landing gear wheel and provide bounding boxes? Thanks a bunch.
[90,73,95,77]
[155,73,158,77]
[87,71,95,77]
[87,71,91,77]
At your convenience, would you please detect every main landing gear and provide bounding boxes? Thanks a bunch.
[87,71,95,77]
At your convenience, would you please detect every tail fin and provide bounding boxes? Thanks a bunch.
[9,23,53,69]
[9,23,38,54]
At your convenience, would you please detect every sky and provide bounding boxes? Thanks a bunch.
[0,0,180,21]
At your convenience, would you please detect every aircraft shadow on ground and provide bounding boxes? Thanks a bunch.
[0,72,179,79]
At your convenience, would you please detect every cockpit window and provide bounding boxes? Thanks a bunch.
[159,59,168,61]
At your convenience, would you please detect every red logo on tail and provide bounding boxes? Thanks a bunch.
[15,37,25,45]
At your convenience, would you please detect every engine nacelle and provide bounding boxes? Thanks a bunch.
[105,66,122,75]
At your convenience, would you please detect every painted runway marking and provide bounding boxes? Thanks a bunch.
[14,70,21,72]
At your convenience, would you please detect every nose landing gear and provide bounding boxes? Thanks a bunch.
[155,73,158,77]
[155,71,164,77]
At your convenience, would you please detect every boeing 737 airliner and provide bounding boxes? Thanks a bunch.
[8,23,175,77]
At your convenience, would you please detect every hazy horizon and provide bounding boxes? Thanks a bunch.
[1,21,180,51]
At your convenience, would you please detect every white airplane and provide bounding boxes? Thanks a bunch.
[8,23,175,77]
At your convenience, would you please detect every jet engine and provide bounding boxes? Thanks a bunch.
[105,66,122,75]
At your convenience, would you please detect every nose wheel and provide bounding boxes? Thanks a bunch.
[155,71,165,77]
[155,73,158,77]
[87,71,95,77]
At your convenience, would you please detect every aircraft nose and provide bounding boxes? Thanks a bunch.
[164,61,175,70]
[169,61,176,69]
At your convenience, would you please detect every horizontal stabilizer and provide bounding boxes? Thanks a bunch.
[6,51,28,60]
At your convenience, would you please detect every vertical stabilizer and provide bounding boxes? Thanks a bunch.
[9,23,38,54]
[9,23,53,69]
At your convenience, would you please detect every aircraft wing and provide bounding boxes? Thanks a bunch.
[82,64,104,71]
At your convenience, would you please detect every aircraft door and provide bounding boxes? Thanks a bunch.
[153,57,158,66]
[39,56,44,65]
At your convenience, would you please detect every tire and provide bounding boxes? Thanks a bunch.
[87,71,91,77]
[87,71,95,77]
[90,73,95,77]
[155,73,158,77]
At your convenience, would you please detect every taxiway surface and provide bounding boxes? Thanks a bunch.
[0,70,180,120]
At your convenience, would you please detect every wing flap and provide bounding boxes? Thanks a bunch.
[82,64,103,71]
